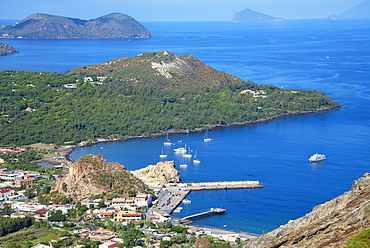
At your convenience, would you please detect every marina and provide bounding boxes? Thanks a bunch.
[153,180,262,218]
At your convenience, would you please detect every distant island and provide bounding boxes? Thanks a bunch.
[325,0,370,19]
[0,51,339,146]
[0,12,151,39]
[0,41,18,56]
[232,8,284,23]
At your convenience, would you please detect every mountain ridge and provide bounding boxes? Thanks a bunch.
[0,12,151,39]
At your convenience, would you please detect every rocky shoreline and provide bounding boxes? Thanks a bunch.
[33,105,342,167]
[38,104,340,166]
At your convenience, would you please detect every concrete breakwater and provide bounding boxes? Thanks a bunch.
[154,180,262,215]
[165,180,263,191]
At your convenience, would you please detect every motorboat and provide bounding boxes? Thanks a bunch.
[309,153,326,162]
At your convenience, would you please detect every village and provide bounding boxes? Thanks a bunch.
[0,147,254,248]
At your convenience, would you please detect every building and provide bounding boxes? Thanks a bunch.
[0,189,14,200]
[114,211,142,222]
[134,194,152,208]
[15,177,35,188]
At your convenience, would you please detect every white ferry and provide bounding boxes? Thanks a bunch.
[309,153,326,162]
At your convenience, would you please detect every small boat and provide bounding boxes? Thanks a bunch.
[204,131,213,142]
[210,208,227,213]
[164,133,172,146]
[193,150,201,164]
[159,146,167,158]
[182,198,191,204]
[309,153,326,162]
[183,147,192,158]
[173,207,183,213]
[174,147,186,153]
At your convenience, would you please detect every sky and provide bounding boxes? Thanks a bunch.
[0,0,365,22]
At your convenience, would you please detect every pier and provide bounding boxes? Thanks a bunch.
[182,208,227,221]
[153,180,262,216]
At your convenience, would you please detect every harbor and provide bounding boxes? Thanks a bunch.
[152,180,263,217]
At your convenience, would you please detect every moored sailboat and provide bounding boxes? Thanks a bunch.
[164,133,172,146]
[159,146,167,158]
[193,150,201,163]
[204,131,213,142]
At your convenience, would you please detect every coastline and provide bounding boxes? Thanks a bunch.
[186,224,260,241]
[37,104,341,165]
[30,104,341,236]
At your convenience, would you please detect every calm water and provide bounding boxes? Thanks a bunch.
[1,19,370,234]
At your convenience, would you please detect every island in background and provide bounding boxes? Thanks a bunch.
[232,8,284,23]
[0,12,151,39]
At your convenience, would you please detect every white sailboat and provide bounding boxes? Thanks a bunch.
[204,131,213,142]
[193,150,201,164]
[179,156,188,167]
[183,147,192,158]
[159,146,167,158]
[164,133,172,146]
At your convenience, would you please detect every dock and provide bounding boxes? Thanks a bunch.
[153,180,262,216]
[182,208,227,221]
[177,180,263,191]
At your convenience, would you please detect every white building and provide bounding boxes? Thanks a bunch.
[134,194,152,207]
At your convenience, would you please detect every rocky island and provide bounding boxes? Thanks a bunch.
[232,8,284,23]
[0,12,151,39]
[0,41,18,56]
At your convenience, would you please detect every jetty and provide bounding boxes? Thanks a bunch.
[153,180,262,215]
[182,208,227,221]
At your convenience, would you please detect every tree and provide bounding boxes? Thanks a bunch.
[128,189,136,197]
[2,205,14,215]
[97,201,105,208]
[48,210,66,222]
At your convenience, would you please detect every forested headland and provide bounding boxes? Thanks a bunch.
[0,51,339,146]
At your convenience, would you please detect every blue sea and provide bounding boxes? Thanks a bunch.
[1,19,370,235]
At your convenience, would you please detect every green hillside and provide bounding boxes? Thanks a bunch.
[0,51,339,146]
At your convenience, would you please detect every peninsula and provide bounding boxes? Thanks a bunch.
[0,51,340,146]
[0,12,151,39]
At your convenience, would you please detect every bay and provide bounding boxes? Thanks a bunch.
[1,19,370,234]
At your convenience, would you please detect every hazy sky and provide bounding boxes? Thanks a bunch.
[1,0,364,21]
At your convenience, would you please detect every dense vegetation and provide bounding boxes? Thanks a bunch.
[345,228,370,248]
[0,216,34,237]
[0,52,339,146]
[0,13,151,39]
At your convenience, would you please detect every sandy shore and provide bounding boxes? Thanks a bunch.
[186,224,260,240]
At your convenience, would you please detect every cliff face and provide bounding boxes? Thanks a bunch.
[0,12,151,39]
[131,160,181,188]
[52,154,151,201]
[246,173,370,248]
